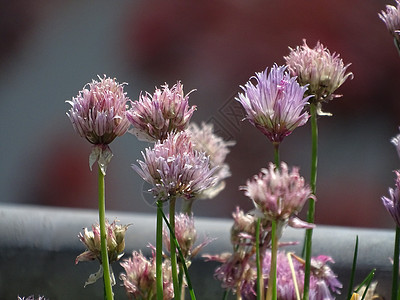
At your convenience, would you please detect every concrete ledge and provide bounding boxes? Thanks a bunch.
[0,204,393,299]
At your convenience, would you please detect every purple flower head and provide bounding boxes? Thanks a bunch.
[163,213,214,259]
[382,170,400,227]
[284,40,353,116]
[209,251,257,297]
[379,1,400,48]
[127,81,196,142]
[242,162,314,229]
[186,122,235,199]
[236,65,311,143]
[261,251,342,300]
[120,250,174,300]
[66,75,130,174]
[133,131,217,202]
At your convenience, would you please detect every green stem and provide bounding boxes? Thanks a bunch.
[273,142,280,167]
[255,219,263,300]
[160,209,197,300]
[392,226,400,300]
[169,197,181,300]
[266,220,278,300]
[303,102,318,300]
[98,166,114,300]
[222,290,229,300]
[347,236,359,300]
[156,201,164,300]
[179,264,185,300]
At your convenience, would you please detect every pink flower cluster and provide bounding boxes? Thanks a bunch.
[120,250,174,300]
[127,81,196,142]
[133,132,217,201]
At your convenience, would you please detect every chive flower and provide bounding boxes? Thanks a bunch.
[66,75,130,174]
[236,65,311,143]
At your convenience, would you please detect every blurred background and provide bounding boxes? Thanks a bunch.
[1,0,399,228]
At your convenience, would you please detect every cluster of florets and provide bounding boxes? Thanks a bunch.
[120,250,174,300]
[236,65,311,143]
[242,162,314,234]
[284,40,353,115]
[66,75,131,146]
[207,249,341,299]
[127,81,196,142]
[163,213,214,259]
[186,122,235,199]
[76,219,130,264]
[133,131,218,201]
[380,1,400,48]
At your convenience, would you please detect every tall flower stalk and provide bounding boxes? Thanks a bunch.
[66,75,130,300]
[285,40,352,299]
[237,64,311,299]
[242,163,314,300]
[132,131,217,298]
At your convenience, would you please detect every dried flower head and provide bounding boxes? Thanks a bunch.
[379,1,400,51]
[133,131,217,201]
[186,122,235,199]
[120,250,174,300]
[76,219,130,264]
[163,213,214,259]
[382,170,400,227]
[127,81,196,142]
[66,75,130,174]
[236,65,311,143]
[242,162,314,233]
[230,207,257,247]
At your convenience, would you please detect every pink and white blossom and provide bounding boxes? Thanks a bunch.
[284,40,353,115]
[127,81,196,142]
[66,75,130,173]
[132,132,217,201]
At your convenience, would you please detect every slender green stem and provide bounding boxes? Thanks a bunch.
[179,264,185,300]
[98,166,114,300]
[255,218,263,300]
[303,102,318,300]
[273,142,280,167]
[266,220,277,300]
[347,236,359,300]
[160,209,197,300]
[156,201,164,300]
[222,290,229,300]
[392,226,400,300]
[169,197,181,300]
